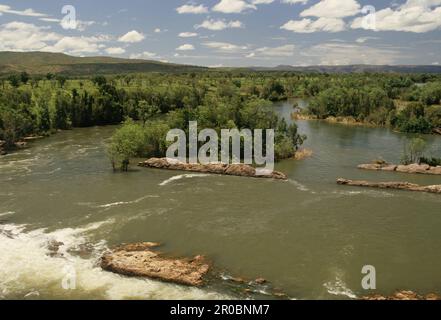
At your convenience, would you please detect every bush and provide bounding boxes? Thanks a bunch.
[401,137,427,165]
[107,119,146,171]
[419,157,441,166]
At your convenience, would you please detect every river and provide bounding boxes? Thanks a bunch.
[1,99,440,300]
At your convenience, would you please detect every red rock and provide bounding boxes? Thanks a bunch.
[337,178,441,194]
[139,158,287,180]
[101,242,210,286]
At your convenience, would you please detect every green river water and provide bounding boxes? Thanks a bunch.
[1,99,440,300]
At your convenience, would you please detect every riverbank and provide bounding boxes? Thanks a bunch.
[291,113,377,128]
[291,111,441,135]
[0,135,45,156]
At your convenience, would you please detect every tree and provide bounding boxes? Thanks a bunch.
[107,119,146,171]
[138,100,160,125]
[20,72,30,84]
[56,75,67,88]
[8,74,20,88]
[92,75,107,87]
[401,137,427,165]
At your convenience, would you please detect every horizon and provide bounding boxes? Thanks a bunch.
[2,50,441,69]
[0,1,440,67]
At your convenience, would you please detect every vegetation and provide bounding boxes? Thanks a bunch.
[0,52,206,76]
[400,137,441,166]
[2,67,441,168]
[401,137,428,165]
[305,74,441,133]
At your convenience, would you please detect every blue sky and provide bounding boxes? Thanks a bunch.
[0,0,440,66]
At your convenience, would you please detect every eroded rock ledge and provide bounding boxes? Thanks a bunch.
[101,242,210,286]
[337,178,441,194]
[138,158,287,180]
[358,163,441,175]
[362,290,440,301]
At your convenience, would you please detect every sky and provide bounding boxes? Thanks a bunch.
[0,0,440,67]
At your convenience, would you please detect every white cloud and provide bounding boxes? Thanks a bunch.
[251,0,275,4]
[176,44,195,51]
[105,47,125,55]
[0,5,48,17]
[203,41,248,52]
[356,36,379,44]
[301,0,360,18]
[213,0,256,13]
[280,0,360,33]
[304,43,400,65]
[247,44,296,57]
[282,0,309,4]
[351,0,441,33]
[195,19,243,30]
[0,21,109,56]
[130,51,160,59]
[281,17,345,33]
[176,4,209,14]
[0,21,61,51]
[179,32,198,38]
[45,36,107,54]
[118,30,145,43]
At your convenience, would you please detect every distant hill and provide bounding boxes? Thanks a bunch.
[0,51,206,76]
[250,64,441,74]
[2,52,441,76]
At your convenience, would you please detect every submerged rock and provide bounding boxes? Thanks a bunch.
[294,148,313,160]
[138,158,287,180]
[337,178,441,194]
[358,162,441,175]
[101,242,210,286]
[47,240,65,257]
[362,290,440,301]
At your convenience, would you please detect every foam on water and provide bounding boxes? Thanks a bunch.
[94,195,160,209]
[323,271,357,299]
[0,211,14,217]
[288,179,310,192]
[0,220,229,300]
[332,189,394,198]
[159,174,211,186]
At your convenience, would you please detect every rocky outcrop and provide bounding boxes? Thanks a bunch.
[358,163,398,171]
[101,242,210,286]
[362,290,440,301]
[138,158,287,180]
[434,128,441,135]
[337,178,441,194]
[358,162,441,175]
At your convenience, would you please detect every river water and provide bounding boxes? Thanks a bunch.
[1,99,440,300]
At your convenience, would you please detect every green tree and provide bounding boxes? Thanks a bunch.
[401,137,427,165]
[20,72,30,84]
[138,100,160,125]
[8,74,20,88]
[107,119,146,171]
